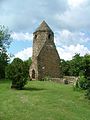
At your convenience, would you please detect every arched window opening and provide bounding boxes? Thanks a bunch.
[48,34,51,39]
[34,35,37,39]
[32,69,35,79]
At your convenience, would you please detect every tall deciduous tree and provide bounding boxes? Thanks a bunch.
[0,25,11,79]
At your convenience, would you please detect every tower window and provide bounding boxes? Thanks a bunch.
[34,35,37,39]
[48,34,51,39]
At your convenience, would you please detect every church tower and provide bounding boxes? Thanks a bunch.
[29,21,62,80]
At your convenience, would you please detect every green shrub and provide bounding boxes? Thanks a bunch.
[79,76,88,90]
[11,73,27,90]
[5,58,28,90]
[74,76,87,90]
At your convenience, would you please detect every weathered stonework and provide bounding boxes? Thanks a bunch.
[29,21,62,80]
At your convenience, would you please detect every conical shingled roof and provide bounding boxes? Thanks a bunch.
[34,21,53,33]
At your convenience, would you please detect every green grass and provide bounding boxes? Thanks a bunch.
[0,80,90,120]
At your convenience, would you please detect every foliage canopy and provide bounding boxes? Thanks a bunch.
[0,25,11,79]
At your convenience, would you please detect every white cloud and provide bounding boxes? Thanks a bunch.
[14,47,32,61]
[0,0,68,32]
[55,30,90,46]
[55,0,90,31]
[11,32,33,41]
[57,44,90,60]
[12,44,90,61]
[68,0,86,8]
[0,0,90,34]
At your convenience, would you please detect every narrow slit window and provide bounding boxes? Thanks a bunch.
[48,34,51,39]
[34,35,37,39]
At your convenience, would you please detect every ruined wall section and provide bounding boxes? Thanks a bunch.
[37,39,62,80]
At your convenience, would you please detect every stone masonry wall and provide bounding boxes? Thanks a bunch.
[37,40,62,80]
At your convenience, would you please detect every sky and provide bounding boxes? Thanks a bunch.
[0,0,90,61]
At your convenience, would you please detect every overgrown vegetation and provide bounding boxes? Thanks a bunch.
[61,53,90,99]
[74,75,87,90]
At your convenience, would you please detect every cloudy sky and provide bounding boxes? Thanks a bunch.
[0,0,90,60]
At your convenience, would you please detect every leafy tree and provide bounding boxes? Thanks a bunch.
[5,58,28,89]
[0,25,11,79]
[82,54,90,79]
[61,54,89,77]
[60,59,69,76]
[83,54,90,99]
[68,54,83,76]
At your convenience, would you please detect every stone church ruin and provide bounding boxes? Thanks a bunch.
[29,21,62,80]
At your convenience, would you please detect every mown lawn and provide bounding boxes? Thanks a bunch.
[0,80,90,120]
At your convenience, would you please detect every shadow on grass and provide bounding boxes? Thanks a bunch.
[23,87,45,91]
[0,79,11,83]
